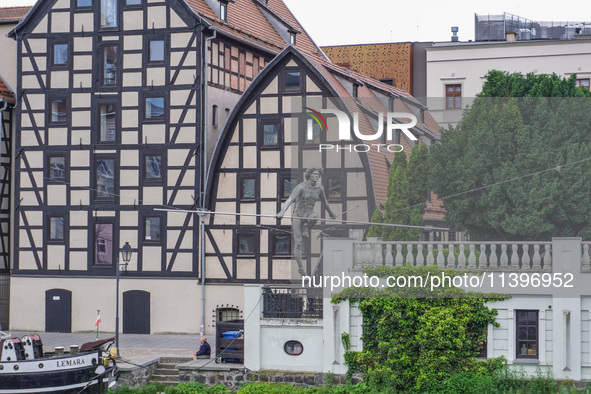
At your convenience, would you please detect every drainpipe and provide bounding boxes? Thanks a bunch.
[200,29,217,336]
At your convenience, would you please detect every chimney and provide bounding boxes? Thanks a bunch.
[506,32,517,42]
[451,26,459,42]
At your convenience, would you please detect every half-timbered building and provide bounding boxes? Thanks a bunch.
[204,45,441,319]
[5,0,321,334]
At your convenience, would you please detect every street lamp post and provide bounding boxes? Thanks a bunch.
[116,242,133,358]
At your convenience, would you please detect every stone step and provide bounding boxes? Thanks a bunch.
[150,373,180,383]
[153,368,178,376]
[156,362,178,369]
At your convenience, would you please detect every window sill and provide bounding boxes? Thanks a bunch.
[513,358,539,364]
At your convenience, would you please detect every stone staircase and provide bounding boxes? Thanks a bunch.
[148,359,187,387]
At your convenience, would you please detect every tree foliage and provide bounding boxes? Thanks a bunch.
[368,144,429,241]
[430,71,591,240]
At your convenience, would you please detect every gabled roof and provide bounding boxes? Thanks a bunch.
[0,6,31,24]
[0,76,15,103]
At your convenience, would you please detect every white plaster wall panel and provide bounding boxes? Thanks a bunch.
[243,146,257,168]
[166,190,194,205]
[120,170,138,187]
[123,72,142,87]
[22,75,41,90]
[238,203,257,225]
[27,38,46,53]
[306,76,322,93]
[213,202,235,224]
[344,148,363,167]
[216,173,237,199]
[242,119,256,142]
[73,13,93,32]
[50,11,70,33]
[143,187,163,205]
[147,67,166,86]
[122,130,138,144]
[207,229,231,251]
[72,111,90,128]
[260,151,280,169]
[259,230,268,253]
[122,110,139,128]
[167,212,192,227]
[147,6,166,29]
[71,93,91,108]
[180,170,195,187]
[211,42,219,66]
[171,32,193,49]
[223,146,239,168]
[124,35,143,51]
[325,147,341,168]
[53,0,70,9]
[32,15,48,33]
[24,94,44,110]
[94,211,116,217]
[205,256,230,279]
[124,53,143,70]
[70,150,89,167]
[166,230,193,250]
[69,230,87,249]
[19,173,32,189]
[31,171,44,187]
[262,78,278,95]
[348,200,368,222]
[167,149,192,167]
[70,190,89,206]
[19,230,31,248]
[122,91,138,107]
[169,252,193,272]
[74,55,92,70]
[74,37,92,51]
[284,146,293,167]
[245,102,256,115]
[169,9,185,28]
[32,113,45,128]
[70,170,89,187]
[174,127,197,144]
[174,69,196,86]
[260,97,278,114]
[120,189,139,205]
[259,257,268,279]
[260,173,277,199]
[124,11,143,31]
[120,211,138,224]
[71,129,90,145]
[47,245,65,270]
[73,73,92,88]
[69,251,87,271]
[302,150,321,168]
[36,57,47,71]
[347,173,367,198]
[142,246,162,271]
[51,71,69,89]
[171,90,192,106]
[172,109,196,124]
[22,57,34,73]
[47,185,67,206]
[237,259,256,279]
[120,150,139,167]
[24,211,42,226]
[18,251,39,270]
[70,212,87,227]
[19,191,42,206]
[142,124,166,144]
[48,127,68,146]
[21,130,38,146]
[272,259,291,279]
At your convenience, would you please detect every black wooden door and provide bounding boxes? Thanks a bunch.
[45,289,71,333]
[123,290,150,334]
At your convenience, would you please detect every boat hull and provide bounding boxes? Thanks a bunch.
[0,351,115,393]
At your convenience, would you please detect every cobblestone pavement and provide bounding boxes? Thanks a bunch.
[10,331,210,361]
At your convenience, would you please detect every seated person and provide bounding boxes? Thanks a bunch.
[194,336,211,359]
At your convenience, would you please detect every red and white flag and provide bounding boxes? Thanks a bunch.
[95,313,101,327]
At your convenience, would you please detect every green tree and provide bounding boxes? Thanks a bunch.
[368,145,429,241]
[430,71,591,241]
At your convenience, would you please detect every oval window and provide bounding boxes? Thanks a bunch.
[284,340,303,356]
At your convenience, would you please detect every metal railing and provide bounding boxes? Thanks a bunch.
[262,286,323,319]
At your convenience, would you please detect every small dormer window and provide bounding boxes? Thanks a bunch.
[290,32,296,45]
[220,2,228,22]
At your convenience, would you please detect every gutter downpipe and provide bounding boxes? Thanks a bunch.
[200,28,216,336]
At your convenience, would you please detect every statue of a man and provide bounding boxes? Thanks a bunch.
[277,166,336,276]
